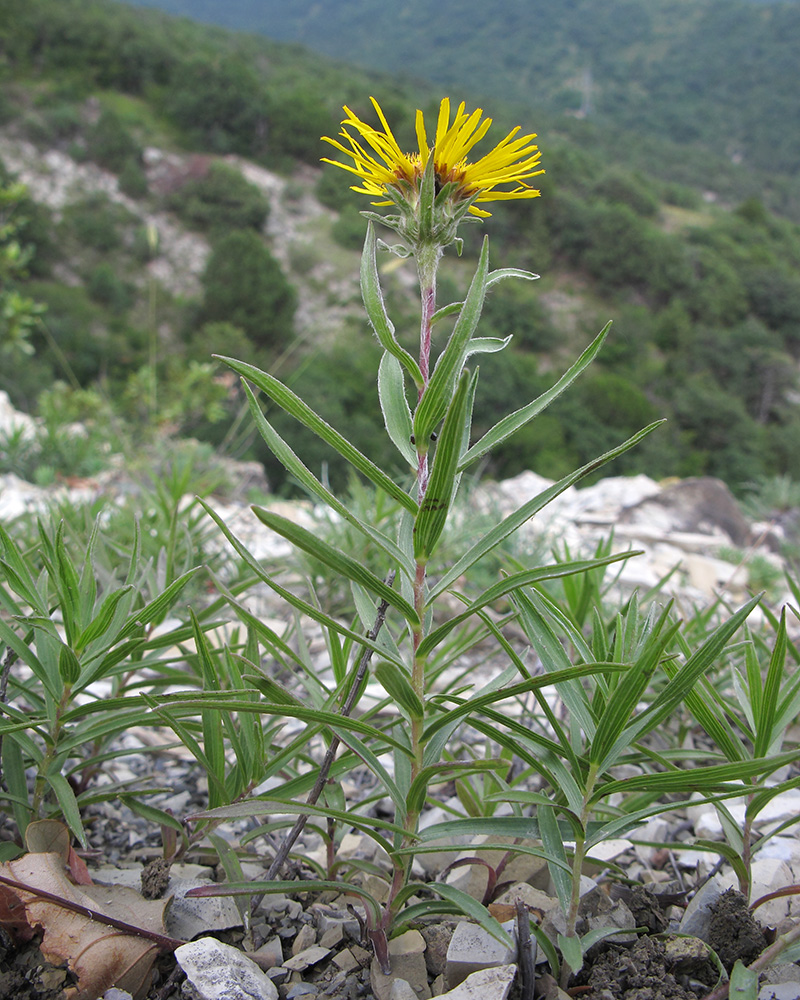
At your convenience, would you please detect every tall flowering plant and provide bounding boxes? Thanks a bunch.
[189,97,663,972]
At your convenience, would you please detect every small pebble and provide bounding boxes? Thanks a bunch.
[286,985,319,998]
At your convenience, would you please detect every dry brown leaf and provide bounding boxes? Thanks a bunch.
[0,852,171,1000]
[25,820,93,885]
[25,819,71,858]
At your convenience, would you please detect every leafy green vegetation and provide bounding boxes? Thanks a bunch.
[1,0,800,497]
[123,0,800,190]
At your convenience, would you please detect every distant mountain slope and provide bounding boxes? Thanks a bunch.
[4,0,800,494]
[122,0,800,176]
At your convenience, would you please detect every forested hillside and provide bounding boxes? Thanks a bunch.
[2,0,800,495]
[123,0,800,188]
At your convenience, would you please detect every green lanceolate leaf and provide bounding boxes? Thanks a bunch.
[617,594,763,757]
[217,356,417,515]
[192,800,406,857]
[591,748,800,804]
[57,644,81,686]
[0,524,45,614]
[431,884,513,948]
[685,675,749,765]
[374,661,424,721]
[429,268,538,327]
[429,421,661,602]
[589,607,680,771]
[378,352,416,468]
[54,521,82,645]
[464,336,512,357]
[558,933,583,975]
[116,567,202,642]
[242,381,414,579]
[539,805,571,914]
[47,770,85,846]
[754,606,787,758]
[186,879,384,926]
[728,960,758,999]
[199,500,409,670]
[459,323,611,471]
[190,610,226,810]
[511,586,598,740]
[413,237,490,448]
[414,371,471,562]
[419,551,636,659]
[250,506,419,627]
[361,223,423,388]
[2,738,31,839]
[73,586,134,656]
[405,760,503,817]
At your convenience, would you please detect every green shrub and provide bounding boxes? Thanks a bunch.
[166,163,269,233]
[118,157,148,198]
[200,230,296,349]
[85,108,141,173]
[61,194,134,252]
[87,262,134,313]
[593,170,660,217]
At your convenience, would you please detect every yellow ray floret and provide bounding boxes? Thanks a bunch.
[322,97,543,217]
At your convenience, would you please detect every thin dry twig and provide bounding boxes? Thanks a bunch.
[516,898,535,1000]
[0,643,19,793]
[0,872,186,952]
[266,573,395,880]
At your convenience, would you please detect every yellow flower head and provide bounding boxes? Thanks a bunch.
[322,97,544,220]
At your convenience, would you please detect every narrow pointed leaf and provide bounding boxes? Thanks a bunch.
[74,586,134,654]
[361,223,423,387]
[420,552,635,660]
[251,507,419,626]
[374,661,424,720]
[754,607,787,758]
[429,421,660,602]
[540,805,571,914]
[459,323,611,470]
[199,499,409,670]
[414,371,470,561]
[378,352,416,468]
[430,884,513,948]
[242,381,414,578]
[217,356,417,514]
[116,567,201,641]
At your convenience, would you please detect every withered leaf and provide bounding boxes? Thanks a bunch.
[0,852,171,1000]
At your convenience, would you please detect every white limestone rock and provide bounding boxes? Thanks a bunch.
[175,937,278,1000]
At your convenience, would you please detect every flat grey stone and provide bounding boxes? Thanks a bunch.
[446,920,531,989]
[175,937,278,1000]
[436,964,517,1000]
[760,986,800,1000]
[388,981,419,1000]
[679,874,725,940]
[282,946,332,971]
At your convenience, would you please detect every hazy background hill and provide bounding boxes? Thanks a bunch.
[2,0,800,497]
[123,0,800,181]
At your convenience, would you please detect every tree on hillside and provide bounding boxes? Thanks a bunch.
[199,230,296,349]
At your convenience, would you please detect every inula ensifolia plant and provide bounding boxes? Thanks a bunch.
[175,95,673,971]
[180,100,793,985]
